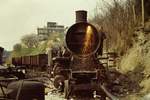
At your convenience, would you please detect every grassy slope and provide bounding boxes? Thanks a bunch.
[119,30,150,98]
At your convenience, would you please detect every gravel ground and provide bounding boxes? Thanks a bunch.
[45,93,65,100]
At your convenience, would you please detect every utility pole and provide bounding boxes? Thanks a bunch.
[141,0,145,27]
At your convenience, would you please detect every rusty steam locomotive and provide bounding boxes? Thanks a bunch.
[62,10,108,99]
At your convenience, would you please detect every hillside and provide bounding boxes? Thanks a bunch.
[119,23,150,99]
[90,0,150,99]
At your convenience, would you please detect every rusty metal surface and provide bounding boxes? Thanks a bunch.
[13,54,48,67]
[12,57,22,66]
[66,23,100,57]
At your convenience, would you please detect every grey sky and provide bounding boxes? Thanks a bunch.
[0,0,99,50]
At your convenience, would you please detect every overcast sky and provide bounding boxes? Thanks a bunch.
[0,0,100,50]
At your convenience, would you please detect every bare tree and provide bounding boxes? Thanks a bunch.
[21,34,39,48]
[135,0,150,21]
[91,0,136,55]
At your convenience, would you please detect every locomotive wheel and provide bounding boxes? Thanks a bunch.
[64,80,69,99]
[53,75,65,89]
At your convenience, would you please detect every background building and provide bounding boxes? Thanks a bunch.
[37,22,65,36]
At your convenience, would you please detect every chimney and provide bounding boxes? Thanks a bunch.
[75,10,87,23]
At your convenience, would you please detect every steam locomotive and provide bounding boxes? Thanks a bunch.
[51,10,115,100]
[61,10,108,99]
